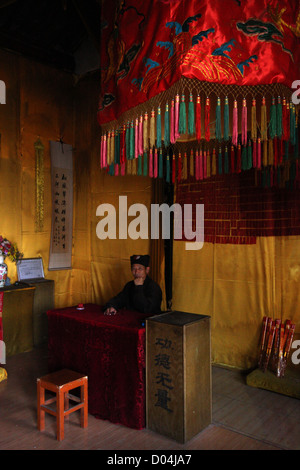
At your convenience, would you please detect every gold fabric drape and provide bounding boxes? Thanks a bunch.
[172,236,300,370]
[150,178,167,311]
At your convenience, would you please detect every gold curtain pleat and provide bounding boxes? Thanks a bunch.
[150,178,167,311]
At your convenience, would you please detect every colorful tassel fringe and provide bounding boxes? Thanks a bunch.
[99,91,297,187]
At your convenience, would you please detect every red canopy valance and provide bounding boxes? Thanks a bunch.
[98,0,299,182]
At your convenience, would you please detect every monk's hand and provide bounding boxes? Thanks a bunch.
[104,307,117,315]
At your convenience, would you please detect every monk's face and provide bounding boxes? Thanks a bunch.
[131,263,149,282]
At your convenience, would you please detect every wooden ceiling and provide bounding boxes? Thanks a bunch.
[0,0,101,73]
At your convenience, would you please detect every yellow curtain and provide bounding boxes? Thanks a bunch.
[150,178,167,311]
[172,236,300,370]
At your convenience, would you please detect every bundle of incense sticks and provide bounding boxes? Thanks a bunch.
[258,317,295,377]
[277,321,295,378]
[258,316,269,369]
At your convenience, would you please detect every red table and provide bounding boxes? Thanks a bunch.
[47,304,150,429]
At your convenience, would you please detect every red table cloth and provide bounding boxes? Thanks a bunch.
[47,304,151,429]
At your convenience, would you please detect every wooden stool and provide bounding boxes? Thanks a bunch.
[37,369,88,441]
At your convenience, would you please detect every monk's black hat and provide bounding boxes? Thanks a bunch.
[130,254,150,267]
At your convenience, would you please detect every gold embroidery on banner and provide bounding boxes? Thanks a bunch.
[267,5,300,38]
[182,52,242,81]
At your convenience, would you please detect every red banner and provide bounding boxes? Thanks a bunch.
[98,0,299,127]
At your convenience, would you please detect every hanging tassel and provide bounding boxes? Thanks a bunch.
[295,121,299,159]
[196,95,201,142]
[179,94,187,135]
[284,139,289,160]
[135,118,139,159]
[282,98,290,141]
[190,149,194,177]
[178,152,182,181]
[110,130,115,165]
[100,134,104,168]
[230,145,235,173]
[290,103,296,146]
[115,130,120,165]
[156,106,162,148]
[143,112,149,151]
[269,97,277,140]
[205,97,210,142]
[138,115,143,156]
[129,121,135,159]
[242,98,248,146]
[206,149,211,178]
[154,147,158,178]
[159,149,163,178]
[137,154,142,175]
[182,152,187,179]
[102,133,107,168]
[132,157,137,175]
[170,99,175,144]
[120,125,126,164]
[150,110,156,148]
[188,93,195,135]
[276,96,283,138]
[164,103,170,147]
[149,148,153,177]
[106,132,110,166]
[203,149,207,179]
[273,137,277,166]
[232,99,238,146]
[251,98,257,141]
[252,139,257,168]
[257,137,262,169]
[195,150,199,180]
[143,151,148,176]
[237,143,241,173]
[106,131,111,165]
[166,153,170,183]
[218,147,222,174]
[114,163,119,176]
[126,158,132,175]
[175,94,180,140]
[224,96,229,141]
[262,139,268,166]
[224,146,229,174]
[261,96,267,141]
[241,144,247,171]
[278,136,284,164]
[199,149,204,180]
[108,162,114,175]
[211,147,216,175]
[125,122,130,160]
[172,154,176,183]
[215,97,222,141]
[247,140,252,170]
[121,161,126,176]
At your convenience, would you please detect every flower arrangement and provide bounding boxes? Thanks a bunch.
[0,236,23,263]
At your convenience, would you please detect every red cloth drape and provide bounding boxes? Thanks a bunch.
[98,0,299,127]
[0,292,3,342]
[47,304,152,429]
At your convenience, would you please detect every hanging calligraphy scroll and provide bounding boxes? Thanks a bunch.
[34,138,44,232]
[49,141,73,270]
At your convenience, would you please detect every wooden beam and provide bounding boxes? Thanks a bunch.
[0,31,75,71]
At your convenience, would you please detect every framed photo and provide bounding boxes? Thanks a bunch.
[17,258,44,281]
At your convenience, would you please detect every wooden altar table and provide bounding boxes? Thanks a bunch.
[47,304,150,429]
